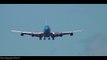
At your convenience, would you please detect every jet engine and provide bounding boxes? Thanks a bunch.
[70,33,73,36]
[21,33,24,36]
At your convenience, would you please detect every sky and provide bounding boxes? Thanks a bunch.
[0,4,107,56]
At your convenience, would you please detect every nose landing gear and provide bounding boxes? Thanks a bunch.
[48,37,50,40]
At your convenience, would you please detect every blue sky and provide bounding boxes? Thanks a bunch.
[0,4,107,56]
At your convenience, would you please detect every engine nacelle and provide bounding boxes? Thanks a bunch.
[60,34,63,37]
[70,33,73,36]
[32,35,35,37]
[21,33,24,36]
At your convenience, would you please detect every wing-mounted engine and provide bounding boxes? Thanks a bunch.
[59,32,63,37]
[70,33,73,36]
[21,33,24,36]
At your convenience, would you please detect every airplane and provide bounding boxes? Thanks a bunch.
[11,25,82,40]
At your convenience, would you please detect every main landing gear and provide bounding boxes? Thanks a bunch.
[48,37,50,40]
[39,37,55,40]
[51,37,55,40]
[43,37,46,40]
[43,37,50,40]
[39,37,42,40]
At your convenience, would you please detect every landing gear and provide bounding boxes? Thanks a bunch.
[48,37,50,40]
[52,37,55,40]
[51,36,55,40]
[43,37,46,40]
[39,37,42,40]
[52,38,55,40]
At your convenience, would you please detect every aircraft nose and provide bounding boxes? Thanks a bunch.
[44,28,48,30]
[44,26,49,30]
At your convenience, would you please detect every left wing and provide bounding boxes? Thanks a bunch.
[11,30,44,37]
[51,29,83,37]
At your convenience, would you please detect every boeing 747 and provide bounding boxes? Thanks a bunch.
[11,25,82,40]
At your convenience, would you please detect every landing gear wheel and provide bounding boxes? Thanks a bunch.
[48,37,50,40]
[39,37,42,40]
[52,37,55,40]
[51,36,55,40]
[43,38,46,40]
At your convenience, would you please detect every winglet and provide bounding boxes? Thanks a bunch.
[11,30,22,33]
[73,29,83,33]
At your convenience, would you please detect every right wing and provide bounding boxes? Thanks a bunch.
[51,29,83,37]
[11,30,44,37]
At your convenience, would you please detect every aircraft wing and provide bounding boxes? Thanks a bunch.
[61,29,83,35]
[11,30,43,37]
[52,29,83,37]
